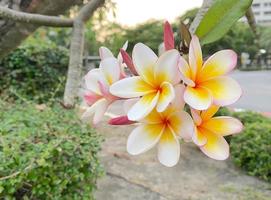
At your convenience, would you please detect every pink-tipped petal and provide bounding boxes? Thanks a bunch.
[84,91,101,105]
[120,49,138,75]
[98,81,117,102]
[109,115,135,125]
[202,117,243,136]
[198,50,237,82]
[200,76,242,106]
[163,21,175,50]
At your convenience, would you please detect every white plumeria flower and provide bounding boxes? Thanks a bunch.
[126,85,194,167]
[81,45,126,125]
[190,105,243,160]
[179,36,242,110]
[110,43,181,121]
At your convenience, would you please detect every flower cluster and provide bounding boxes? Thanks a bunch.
[81,21,243,167]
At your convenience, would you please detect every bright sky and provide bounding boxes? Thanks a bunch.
[111,0,203,26]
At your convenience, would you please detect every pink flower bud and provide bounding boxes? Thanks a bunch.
[120,49,138,75]
[164,21,175,50]
[108,115,135,125]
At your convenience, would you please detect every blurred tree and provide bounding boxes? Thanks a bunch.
[0,0,83,58]
[203,22,257,59]
[124,20,164,54]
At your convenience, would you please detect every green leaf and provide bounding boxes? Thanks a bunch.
[195,0,253,45]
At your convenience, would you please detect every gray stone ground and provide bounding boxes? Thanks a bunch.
[94,70,271,200]
[94,119,271,200]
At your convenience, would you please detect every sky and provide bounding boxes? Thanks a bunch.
[111,0,203,26]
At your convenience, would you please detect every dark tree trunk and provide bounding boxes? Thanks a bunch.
[0,0,82,58]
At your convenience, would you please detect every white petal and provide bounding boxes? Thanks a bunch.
[127,124,164,155]
[100,57,120,85]
[171,84,185,110]
[110,76,155,98]
[156,82,175,112]
[132,43,157,85]
[84,69,103,95]
[189,35,203,80]
[99,46,114,60]
[155,49,181,84]
[128,92,160,121]
[81,98,109,125]
[200,130,229,160]
[184,86,212,110]
[158,127,180,167]
[123,98,140,114]
[169,111,194,141]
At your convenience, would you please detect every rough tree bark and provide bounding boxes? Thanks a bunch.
[63,0,105,107]
[0,0,105,107]
[0,0,82,58]
[0,6,73,27]
[245,7,260,48]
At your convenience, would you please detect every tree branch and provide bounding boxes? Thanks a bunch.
[0,6,73,27]
[77,0,105,22]
[63,0,105,107]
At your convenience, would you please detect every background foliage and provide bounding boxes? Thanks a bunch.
[0,100,103,199]
[230,111,271,183]
[0,44,68,103]
[216,109,271,183]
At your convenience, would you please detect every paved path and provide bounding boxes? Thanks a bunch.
[230,70,271,112]
[95,118,271,200]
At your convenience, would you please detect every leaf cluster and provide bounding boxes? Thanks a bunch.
[0,101,103,199]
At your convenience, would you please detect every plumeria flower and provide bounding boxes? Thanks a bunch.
[81,45,126,125]
[109,43,181,121]
[178,35,242,110]
[100,41,128,78]
[126,85,194,167]
[190,105,243,160]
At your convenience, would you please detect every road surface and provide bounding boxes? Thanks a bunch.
[230,70,271,112]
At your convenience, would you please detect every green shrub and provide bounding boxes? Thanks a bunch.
[231,111,271,125]
[0,101,103,199]
[230,120,271,183]
[0,44,68,103]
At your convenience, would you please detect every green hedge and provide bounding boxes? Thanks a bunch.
[230,111,271,183]
[0,101,103,199]
[0,44,68,103]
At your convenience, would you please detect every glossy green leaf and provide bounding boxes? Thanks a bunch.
[195,0,253,44]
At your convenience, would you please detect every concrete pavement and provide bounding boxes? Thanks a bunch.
[230,70,271,112]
